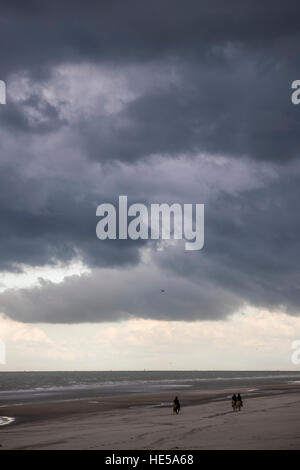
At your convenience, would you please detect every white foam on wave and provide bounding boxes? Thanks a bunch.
[0,416,15,426]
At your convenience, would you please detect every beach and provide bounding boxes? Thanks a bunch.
[1,384,300,450]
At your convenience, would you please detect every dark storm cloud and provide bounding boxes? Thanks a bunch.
[1,158,300,323]
[1,0,300,162]
[0,93,67,133]
[1,0,300,75]
[154,172,300,317]
[0,265,241,323]
[0,160,144,270]
[0,1,300,322]
[78,63,300,163]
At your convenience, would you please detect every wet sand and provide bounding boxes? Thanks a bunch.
[1,384,300,449]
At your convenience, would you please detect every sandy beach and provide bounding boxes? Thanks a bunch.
[0,384,300,450]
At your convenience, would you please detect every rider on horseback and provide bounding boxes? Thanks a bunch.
[173,396,180,414]
[232,393,243,411]
[236,393,243,410]
[232,393,237,411]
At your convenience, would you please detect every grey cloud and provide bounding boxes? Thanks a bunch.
[0,158,144,271]
[0,93,67,133]
[0,1,300,323]
[0,149,270,272]
[0,264,241,323]
[76,57,300,163]
[153,172,300,317]
[1,1,300,163]
[0,0,300,77]
[1,158,300,322]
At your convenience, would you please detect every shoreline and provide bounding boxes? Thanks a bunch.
[1,382,300,425]
[1,383,300,449]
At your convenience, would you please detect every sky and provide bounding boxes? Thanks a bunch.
[0,0,300,370]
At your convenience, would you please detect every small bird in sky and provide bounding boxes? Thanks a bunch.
[160,289,165,293]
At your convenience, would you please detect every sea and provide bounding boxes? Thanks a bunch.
[1,370,300,415]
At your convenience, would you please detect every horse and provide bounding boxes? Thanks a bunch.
[173,403,180,414]
[236,399,243,411]
[232,399,243,411]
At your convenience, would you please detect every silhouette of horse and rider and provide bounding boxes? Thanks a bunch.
[172,394,243,415]
[173,396,181,414]
[232,393,243,411]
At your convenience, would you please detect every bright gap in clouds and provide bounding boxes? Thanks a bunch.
[0,308,299,371]
[0,260,90,292]
[0,259,299,371]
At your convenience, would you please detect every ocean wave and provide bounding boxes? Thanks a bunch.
[0,371,299,405]
[0,373,299,395]
[0,416,14,426]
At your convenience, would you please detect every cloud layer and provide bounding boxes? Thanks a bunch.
[0,2,300,323]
